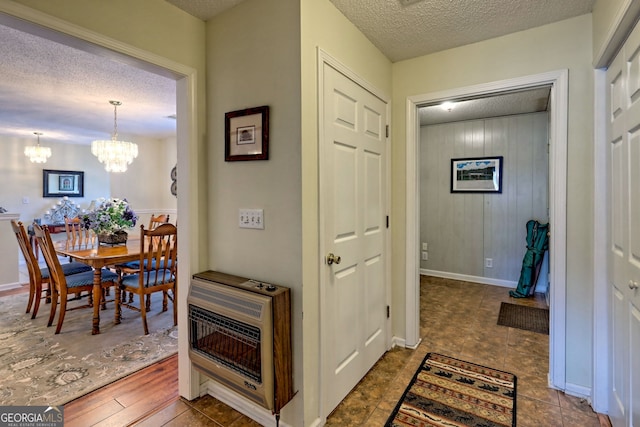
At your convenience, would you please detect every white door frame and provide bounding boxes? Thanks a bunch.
[0,2,200,399]
[405,70,568,390]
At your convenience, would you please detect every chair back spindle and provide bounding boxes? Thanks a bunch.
[65,216,94,247]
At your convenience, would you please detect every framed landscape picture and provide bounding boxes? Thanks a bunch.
[450,156,503,193]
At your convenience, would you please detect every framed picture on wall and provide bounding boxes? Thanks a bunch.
[451,156,503,193]
[225,105,269,161]
[43,169,84,197]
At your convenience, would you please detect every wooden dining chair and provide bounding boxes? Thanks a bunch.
[33,223,118,334]
[64,216,94,247]
[118,213,171,306]
[116,223,177,335]
[149,214,170,230]
[11,220,92,319]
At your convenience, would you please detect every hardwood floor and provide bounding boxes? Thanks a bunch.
[64,355,180,427]
[63,354,261,426]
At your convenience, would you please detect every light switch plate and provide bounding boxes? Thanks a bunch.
[239,208,264,229]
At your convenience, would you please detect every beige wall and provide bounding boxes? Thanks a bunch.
[0,136,109,222]
[206,0,302,423]
[300,0,392,423]
[109,136,177,212]
[392,14,594,388]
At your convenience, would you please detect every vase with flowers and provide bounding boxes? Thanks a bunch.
[82,198,138,245]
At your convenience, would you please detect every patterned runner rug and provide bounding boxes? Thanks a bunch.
[385,353,516,427]
[0,291,177,406]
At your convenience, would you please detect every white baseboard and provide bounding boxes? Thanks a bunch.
[0,282,23,291]
[420,269,517,288]
[564,382,592,401]
[546,374,593,408]
[201,379,293,427]
[392,335,421,350]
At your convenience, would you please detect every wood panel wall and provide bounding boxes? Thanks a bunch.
[420,112,549,286]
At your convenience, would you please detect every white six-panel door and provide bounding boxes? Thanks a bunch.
[607,20,640,427]
[320,60,389,416]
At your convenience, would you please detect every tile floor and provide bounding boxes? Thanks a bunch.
[136,275,607,426]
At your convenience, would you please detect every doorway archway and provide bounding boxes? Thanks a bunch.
[0,2,199,399]
[405,70,568,390]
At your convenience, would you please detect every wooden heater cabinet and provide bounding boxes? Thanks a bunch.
[189,270,294,414]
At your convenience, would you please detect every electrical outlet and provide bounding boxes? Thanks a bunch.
[422,242,428,251]
[485,258,493,268]
[239,209,264,229]
[422,251,428,261]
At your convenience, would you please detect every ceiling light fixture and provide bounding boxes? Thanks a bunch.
[25,131,52,163]
[91,100,138,173]
[441,101,455,112]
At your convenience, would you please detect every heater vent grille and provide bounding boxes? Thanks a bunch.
[189,305,262,382]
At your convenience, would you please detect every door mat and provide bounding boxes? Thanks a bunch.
[497,302,549,335]
[385,352,516,427]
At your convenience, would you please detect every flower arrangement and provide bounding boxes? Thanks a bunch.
[82,197,138,235]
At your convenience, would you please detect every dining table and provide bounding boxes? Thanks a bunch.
[54,238,142,335]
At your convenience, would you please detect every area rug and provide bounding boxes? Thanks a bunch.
[385,353,516,427]
[0,291,177,406]
[497,302,549,334]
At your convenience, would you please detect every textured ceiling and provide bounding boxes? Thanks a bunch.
[167,0,595,62]
[330,0,595,62]
[0,0,594,145]
[0,22,176,145]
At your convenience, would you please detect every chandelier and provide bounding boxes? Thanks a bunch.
[24,132,52,163]
[91,100,138,173]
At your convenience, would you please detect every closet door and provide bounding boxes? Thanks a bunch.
[607,20,640,427]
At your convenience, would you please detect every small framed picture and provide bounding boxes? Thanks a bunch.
[451,156,503,193]
[225,106,269,161]
[43,169,84,197]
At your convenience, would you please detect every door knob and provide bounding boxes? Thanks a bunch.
[326,253,342,265]
[630,280,639,290]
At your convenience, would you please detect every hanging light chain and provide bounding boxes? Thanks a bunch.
[111,100,121,141]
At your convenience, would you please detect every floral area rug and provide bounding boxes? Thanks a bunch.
[0,291,177,406]
[385,353,516,427]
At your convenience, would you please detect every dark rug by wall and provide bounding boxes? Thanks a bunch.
[385,352,516,427]
[497,302,549,335]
